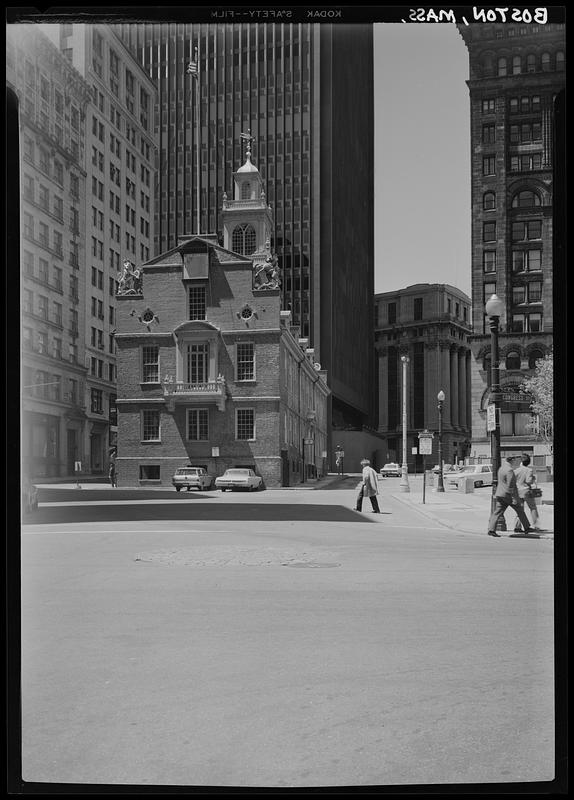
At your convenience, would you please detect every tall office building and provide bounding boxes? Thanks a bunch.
[41,23,158,473]
[115,22,375,431]
[458,22,565,466]
[8,25,92,479]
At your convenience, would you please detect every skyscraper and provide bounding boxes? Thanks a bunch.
[458,21,565,466]
[116,22,375,431]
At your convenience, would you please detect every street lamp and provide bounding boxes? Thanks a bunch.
[436,390,445,492]
[485,293,505,517]
[400,355,410,493]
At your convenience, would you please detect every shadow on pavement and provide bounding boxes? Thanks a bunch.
[24,503,376,525]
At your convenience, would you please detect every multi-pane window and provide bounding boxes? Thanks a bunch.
[482,156,496,176]
[510,153,542,172]
[232,223,257,255]
[189,286,206,320]
[512,249,542,272]
[413,297,423,321]
[388,302,397,324]
[236,408,255,440]
[186,343,208,383]
[511,190,541,208]
[512,221,542,241]
[482,124,495,144]
[237,343,255,381]
[483,191,496,210]
[91,388,103,414]
[483,222,496,242]
[142,345,159,383]
[187,408,209,441]
[141,409,160,441]
[482,99,495,113]
[509,122,542,143]
[528,281,542,302]
[511,313,542,333]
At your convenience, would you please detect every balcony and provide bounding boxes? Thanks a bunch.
[162,375,227,412]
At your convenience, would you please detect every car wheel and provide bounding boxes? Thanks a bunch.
[475,480,483,488]
[175,487,181,492]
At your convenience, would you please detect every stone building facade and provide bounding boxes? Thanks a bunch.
[114,149,330,487]
[375,284,473,471]
[457,22,565,470]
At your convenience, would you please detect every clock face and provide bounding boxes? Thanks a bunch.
[241,306,253,320]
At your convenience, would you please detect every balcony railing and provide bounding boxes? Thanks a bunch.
[162,375,227,411]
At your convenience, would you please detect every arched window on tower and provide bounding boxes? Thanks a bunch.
[498,56,507,76]
[556,51,565,71]
[512,190,541,208]
[541,52,551,72]
[512,55,522,75]
[526,53,537,73]
[231,223,257,255]
[241,182,251,200]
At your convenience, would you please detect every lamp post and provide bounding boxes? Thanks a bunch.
[400,355,410,493]
[485,293,505,519]
[436,390,445,492]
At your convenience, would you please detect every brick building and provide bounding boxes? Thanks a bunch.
[114,146,329,487]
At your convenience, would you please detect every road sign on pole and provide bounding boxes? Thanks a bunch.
[487,404,496,433]
[418,430,434,456]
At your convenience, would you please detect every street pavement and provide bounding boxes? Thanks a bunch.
[16,476,558,789]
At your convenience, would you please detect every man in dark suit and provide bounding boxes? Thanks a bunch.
[487,455,534,537]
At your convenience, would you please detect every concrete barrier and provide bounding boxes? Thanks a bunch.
[458,476,475,494]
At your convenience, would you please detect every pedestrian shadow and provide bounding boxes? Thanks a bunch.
[508,532,544,538]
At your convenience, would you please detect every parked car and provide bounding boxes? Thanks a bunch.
[446,464,493,489]
[432,463,460,475]
[22,476,39,512]
[215,468,263,492]
[171,466,215,492]
[379,462,402,478]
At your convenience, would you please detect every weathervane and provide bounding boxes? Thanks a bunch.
[239,129,255,160]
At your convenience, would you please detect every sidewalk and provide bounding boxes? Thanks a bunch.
[387,475,554,539]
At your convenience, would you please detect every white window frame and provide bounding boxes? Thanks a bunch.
[186,408,209,441]
[141,408,161,442]
[141,344,160,384]
[236,408,255,441]
[236,342,255,382]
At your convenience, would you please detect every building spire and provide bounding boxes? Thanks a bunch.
[239,129,255,163]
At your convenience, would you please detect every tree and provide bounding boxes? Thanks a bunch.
[521,352,553,463]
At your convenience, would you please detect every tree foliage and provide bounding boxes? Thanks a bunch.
[521,352,553,451]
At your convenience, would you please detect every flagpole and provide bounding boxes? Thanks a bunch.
[195,42,200,234]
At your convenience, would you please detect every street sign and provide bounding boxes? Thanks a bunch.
[418,438,433,455]
[486,403,496,432]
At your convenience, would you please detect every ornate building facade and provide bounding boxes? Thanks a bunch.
[114,146,330,487]
[458,22,565,469]
[375,284,473,471]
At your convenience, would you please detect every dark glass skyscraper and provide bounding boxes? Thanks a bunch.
[116,22,374,429]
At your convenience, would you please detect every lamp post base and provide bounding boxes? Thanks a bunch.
[400,465,410,493]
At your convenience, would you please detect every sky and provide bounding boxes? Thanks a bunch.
[373,23,472,297]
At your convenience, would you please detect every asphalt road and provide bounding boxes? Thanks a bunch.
[18,487,556,789]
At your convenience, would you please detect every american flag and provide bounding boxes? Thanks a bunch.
[186,59,198,78]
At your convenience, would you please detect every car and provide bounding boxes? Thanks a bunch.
[446,464,493,489]
[171,466,215,492]
[22,476,39,512]
[432,463,460,475]
[379,462,402,477]
[215,468,263,492]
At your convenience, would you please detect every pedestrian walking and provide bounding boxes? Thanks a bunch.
[355,458,380,513]
[487,455,534,537]
[513,454,542,532]
[108,461,117,488]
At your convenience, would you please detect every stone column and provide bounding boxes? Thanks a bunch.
[440,344,451,426]
[458,348,467,430]
[378,347,388,432]
[450,346,459,428]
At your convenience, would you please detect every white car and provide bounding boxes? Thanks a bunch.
[172,466,215,491]
[380,462,401,477]
[215,468,263,492]
[446,464,493,489]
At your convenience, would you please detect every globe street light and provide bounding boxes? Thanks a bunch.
[436,390,446,492]
[400,355,410,493]
[485,293,505,521]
